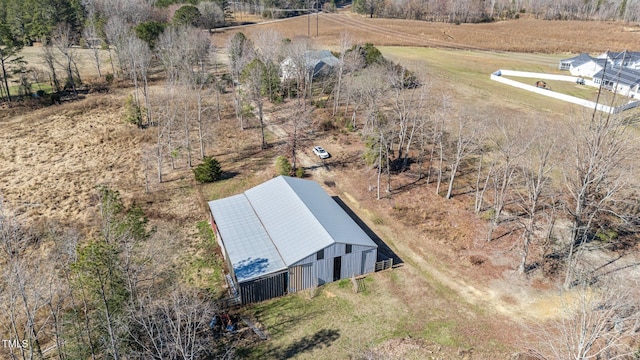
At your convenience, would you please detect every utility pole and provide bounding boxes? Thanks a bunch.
[307,0,310,36]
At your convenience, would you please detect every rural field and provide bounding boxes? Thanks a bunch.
[2,10,640,359]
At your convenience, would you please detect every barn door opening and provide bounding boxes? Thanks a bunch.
[333,256,342,282]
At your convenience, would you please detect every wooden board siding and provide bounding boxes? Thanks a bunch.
[289,263,314,293]
[239,271,288,304]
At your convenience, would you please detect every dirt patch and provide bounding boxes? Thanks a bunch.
[371,337,453,359]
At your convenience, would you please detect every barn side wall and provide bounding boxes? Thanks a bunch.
[239,271,288,304]
[210,213,236,281]
[288,243,377,293]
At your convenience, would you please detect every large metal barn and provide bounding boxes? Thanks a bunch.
[208,176,378,304]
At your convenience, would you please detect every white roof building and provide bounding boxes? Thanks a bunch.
[208,176,378,303]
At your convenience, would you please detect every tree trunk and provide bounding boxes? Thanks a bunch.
[156,144,163,183]
[98,278,120,360]
[445,161,459,199]
[386,144,391,193]
[184,107,192,167]
[0,56,11,102]
[518,218,533,274]
[197,92,205,159]
[258,102,266,149]
[377,135,382,200]
[232,82,243,130]
[474,156,483,212]
[435,137,444,195]
[142,76,151,126]
[66,57,78,97]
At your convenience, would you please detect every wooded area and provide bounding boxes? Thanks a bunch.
[349,0,640,23]
[1,0,640,358]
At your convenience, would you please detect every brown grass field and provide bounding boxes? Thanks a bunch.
[213,11,640,53]
[2,12,640,359]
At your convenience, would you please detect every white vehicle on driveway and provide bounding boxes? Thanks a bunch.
[312,146,330,159]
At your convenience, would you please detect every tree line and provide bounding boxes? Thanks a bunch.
[351,0,640,23]
[0,0,232,103]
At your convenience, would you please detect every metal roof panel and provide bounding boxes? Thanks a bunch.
[245,176,335,265]
[208,195,286,283]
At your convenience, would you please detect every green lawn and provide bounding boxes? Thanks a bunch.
[7,82,53,96]
[501,75,631,106]
[238,272,470,359]
[377,47,612,115]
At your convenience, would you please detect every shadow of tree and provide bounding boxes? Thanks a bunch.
[220,171,240,180]
[234,257,270,281]
[268,329,340,359]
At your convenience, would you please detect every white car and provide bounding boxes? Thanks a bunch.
[312,146,330,159]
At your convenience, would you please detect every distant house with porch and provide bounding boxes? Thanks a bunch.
[208,176,378,304]
[592,66,640,97]
[559,50,640,97]
[596,50,640,70]
[558,53,605,78]
[281,50,339,81]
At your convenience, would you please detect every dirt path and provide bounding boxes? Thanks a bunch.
[261,106,561,324]
[262,108,332,179]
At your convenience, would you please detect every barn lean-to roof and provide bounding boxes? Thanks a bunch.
[208,176,377,283]
[208,194,287,283]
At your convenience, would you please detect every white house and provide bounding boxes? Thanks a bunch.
[592,66,640,97]
[560,50,640,98]
[558,53,605,78]
[596,50,640,70]
[281,50,339,81]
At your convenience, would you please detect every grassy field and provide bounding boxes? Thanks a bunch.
[378,46,591,117]
[213,12,640,53]
[3,14,640,359]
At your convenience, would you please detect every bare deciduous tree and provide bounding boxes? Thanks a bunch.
[444,113,482,199]
[227,32,254,130]
[52,23,79,97]
[242,58,269,150]
[282,37,312,107]
[122,34,153,127]
[514,134,554,273]
[129,287,216,360]
[386,65,429,172]
[332,32,353,116]
[254,29,283,102]
[485,117,528,240]
[533,274,640,359]
[561,111,634,288]
[83,4,103,79]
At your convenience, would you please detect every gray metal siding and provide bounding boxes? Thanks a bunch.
[360,249,376,274]
[239,271,288,304]
[288,243,377,292]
